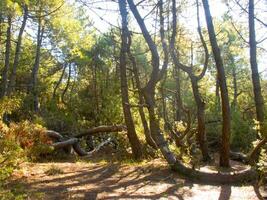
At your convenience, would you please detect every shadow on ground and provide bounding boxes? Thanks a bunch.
[9,160,267,200]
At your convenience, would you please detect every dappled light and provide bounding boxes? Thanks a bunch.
[0,0,266,199]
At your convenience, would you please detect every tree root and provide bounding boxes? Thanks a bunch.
[171,161,257,184]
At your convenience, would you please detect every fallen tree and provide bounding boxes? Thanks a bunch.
[44,125,125,157]
[75,125,127,138]
[230,136,267,164]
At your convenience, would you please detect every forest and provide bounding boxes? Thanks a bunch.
[0,0,266,199]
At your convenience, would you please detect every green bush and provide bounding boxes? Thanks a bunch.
[230,111,256,151]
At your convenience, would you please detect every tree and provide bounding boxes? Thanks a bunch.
[202,0,231,167]
[127,0,176,164]
[118,0,143,159]
[248,0,264,123]
[0,15,11,98]
[170,0,210,161]
[7,4,28,95]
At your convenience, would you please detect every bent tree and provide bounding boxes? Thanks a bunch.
[126,0,255,183]
[170,0,210,162]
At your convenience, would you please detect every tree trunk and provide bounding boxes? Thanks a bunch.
[61,63,71,104]
[119,0,143,159]
[232,61,238,110]
[7,5,28,95]
[127,35,157,149]
[191,76,210,161]
[31,18,44,112]
[248,0,264,123]
[174,66,182,121]
[53,63,67,99]
[202,0,231,167]
[0,16,11,99]
[127,0,176,163]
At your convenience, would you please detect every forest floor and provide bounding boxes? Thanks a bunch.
[7,153,267,200]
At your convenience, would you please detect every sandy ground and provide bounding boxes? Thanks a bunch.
[9,159,267,200]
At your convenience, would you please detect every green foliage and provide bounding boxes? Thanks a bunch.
[230,111,255,151]
[257,148,267,185]
[0,97,21,119]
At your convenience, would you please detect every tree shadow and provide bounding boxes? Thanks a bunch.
[9,162,263,200]
[218,185,231,200]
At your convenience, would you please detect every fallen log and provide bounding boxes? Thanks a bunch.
[46,130,64,141]
[75,125,127,138]
[45,129,116,157]
[229,136,267,164]
[52,138,78,149]
[73,138,113,157]
[230,151,248,163]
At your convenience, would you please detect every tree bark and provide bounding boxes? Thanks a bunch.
[0,15,11,99]
[202,0,231,167]
[31,18,44,112]
[7,5,28,95]
[248,0,264,123]
[119,0,143,159]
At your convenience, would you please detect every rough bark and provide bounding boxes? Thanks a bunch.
[0,15,11,99]
[119,0,143,159]
[7,5,28,95]
[202,0,231,167]
[248,0,264,123]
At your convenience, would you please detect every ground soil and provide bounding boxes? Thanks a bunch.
[9,155,267,200]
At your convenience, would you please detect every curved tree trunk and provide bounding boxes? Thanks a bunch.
[126,33,157,149]
[118,0,143,159]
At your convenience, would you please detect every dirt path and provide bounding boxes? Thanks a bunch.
[9,159,266,200]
